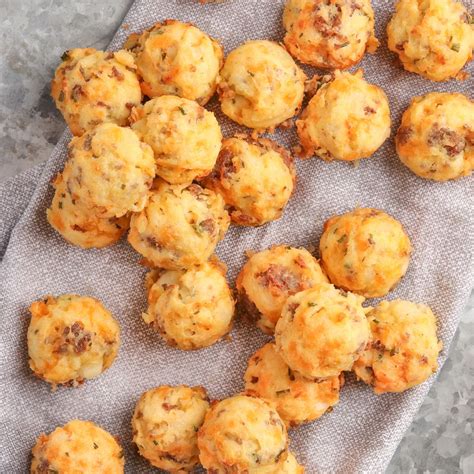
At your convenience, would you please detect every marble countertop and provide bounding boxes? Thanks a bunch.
[1,1,473,472]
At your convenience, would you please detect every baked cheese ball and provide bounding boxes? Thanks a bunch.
[47,173,130,249]
[131,95,222,184]
[257,452,305,474]
[396,92,474,181]
[198,395,288,472]
[283,0,379,69]
[244,343,341,427]
[387,0,474,82]
[31,420,124,474]
[51,48,141,136]
[296,70,391,161]
[128,181,229,269]
[200,135,296,226]
[27,295,120,387]
[132,385,210,471]
[353,299,442,394]
[126,19,223,105]
[236,245,328,334]
[62,123,155,218]
[143,260,235,350]
[275,283,369,379]
[319,208,412,298]
[218,40,306,130]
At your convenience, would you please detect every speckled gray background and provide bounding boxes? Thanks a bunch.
[0,1,473,472]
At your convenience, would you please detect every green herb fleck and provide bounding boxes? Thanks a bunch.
[61,51,70,62]
[368,234,375,245]
[338,42,350,48]
[308,302,317,307]
[276,389,291,396]
[93,442,99,449]
[58,201,63,209]
[118,450,124,459]
[337,234,347,244]
[390,347,399,357]
[372,319,380,324]
[451,43,460,52]
[121,184,126,190]
[153,440,158,445]
[248,71,255,77]
[161,51,167,60]
[178,106,187,115]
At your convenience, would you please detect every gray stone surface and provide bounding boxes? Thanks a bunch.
[0,1,472,472]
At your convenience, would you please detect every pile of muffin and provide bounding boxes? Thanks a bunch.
[28,0,473,472]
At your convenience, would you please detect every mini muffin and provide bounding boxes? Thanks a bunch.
[31,420,124,473]
[131,95,222,184]
[353,299,442,394]
[201,136,296,226]
[387,0,474,81]
[47,173,130,249]
[396,92,474,181]
[296,70,391,161]
[319,208,412,298]
[218,40,306,130]
[198,395,288,472]
[142,260,235,350]
[128,181,229,269]
[236,245,328,334]
[132,385,210,471]
[51,48,141,136]
[62,123,155,218]
[244,343,342,427]
[126,19,223,105]
[275,283,369,379]
[283,0,379,69]
[27,294,120,387]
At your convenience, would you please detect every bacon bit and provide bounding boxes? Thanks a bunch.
[395,42,405,51]
[162,403,178,411]
[364,106,376,115]
[111,66,124,81]
[397,126,413,145]
[83,135,93,151]
[96,101,107,108]
[256,265,303,292]
[250,376,259,384]
[237,289,262,322]
[70,84,84,102]
[199,218,215,235]
[216,147,236,179]
[420,355,429,365]
[294,255,307,268]
[125,102,135,110]
[427,125,465,157]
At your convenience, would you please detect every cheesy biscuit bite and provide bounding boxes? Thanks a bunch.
[201,136,296,226]
[396,92,474,181]
[27,295,120,387]
[31,420,124,473]
[275,283,369,379]
[51,48,141,136]
[387,0,474,82]
[143,260,235,350]
[354,300,442,394]
[244,343,342,427]
[62,123,155,218]
[128,181,229,269]
[131,95,222,184]
[218,40,306,130]
[236,245,328,334]
[132,385,210,471]
[319,208,412,298]
[296,70,391,161]
[283,0,378,69]
[47,173,129,249]
[198,395,288,472]
[126,19,223,105]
